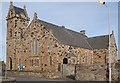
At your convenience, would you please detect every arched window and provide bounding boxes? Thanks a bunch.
[34,38,37,55]
[9,57,12,70]
[10,29,12,37]
[35,59,39,66]
[31,60,33,66]
[50,56,52,65]
[90,52,93,64]
[48,43,52,52]
[30,59,33,66]
[19,59,21,65]
[20,29,23,38]
[29,41,32,55]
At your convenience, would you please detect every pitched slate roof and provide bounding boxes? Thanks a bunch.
[39,20,92,49]
[87,35,109,49]
[13,6,26,16]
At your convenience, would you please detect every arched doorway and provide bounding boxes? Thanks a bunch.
[9,57,12,70]
[63,58,68,64]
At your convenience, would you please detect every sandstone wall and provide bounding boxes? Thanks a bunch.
[62,64,75,77]
[7,70,62,79]
[93,49,108,65]
[75,64,119,81]
[116,60,120,81]
[75,64,108,81]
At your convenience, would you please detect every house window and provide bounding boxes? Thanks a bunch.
[34,38,37,55]
[10,29,12,37]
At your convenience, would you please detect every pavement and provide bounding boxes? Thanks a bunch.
[0,76,16,82]
[5,71,75,81]
[6,74,75,81]
[14,76,75,81]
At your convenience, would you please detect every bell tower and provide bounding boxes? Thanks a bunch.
[6,1,30,70]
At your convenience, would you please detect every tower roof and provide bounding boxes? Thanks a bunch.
[13,6,26,16]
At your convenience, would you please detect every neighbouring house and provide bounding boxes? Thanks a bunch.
[6,1,117,73]
[0,61,6,76]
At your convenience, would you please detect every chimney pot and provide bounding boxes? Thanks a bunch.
[80,30,85,35]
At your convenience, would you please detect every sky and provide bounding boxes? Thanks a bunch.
[0,0,119,62]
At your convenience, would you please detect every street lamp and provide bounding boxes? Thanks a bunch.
[99,1,111,82]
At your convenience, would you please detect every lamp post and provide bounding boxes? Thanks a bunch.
[99,1,111,82]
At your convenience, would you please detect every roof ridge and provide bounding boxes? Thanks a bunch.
[88,34,109,39]
[39,19,60,27]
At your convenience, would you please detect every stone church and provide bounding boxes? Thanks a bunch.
[6,2,117,72]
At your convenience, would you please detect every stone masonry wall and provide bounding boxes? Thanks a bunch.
[62,64,75,77]
[7,70,62,79]
[75,64,108,81]
[116,60,120,81]
[75,64,119,81]
[93,49,108,65]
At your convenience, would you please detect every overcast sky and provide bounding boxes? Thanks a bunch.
[0,0,119,62]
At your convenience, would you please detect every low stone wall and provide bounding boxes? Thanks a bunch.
[62,64,75,77]
[28,71,62,78]
[75,64,108,81]
[7,70,62,79]
[75,64,119,81]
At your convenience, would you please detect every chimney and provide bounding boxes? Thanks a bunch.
[80,30,85,35]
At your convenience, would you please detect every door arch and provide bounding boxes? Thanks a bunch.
[9,57,12,70]
[63,58,68,64]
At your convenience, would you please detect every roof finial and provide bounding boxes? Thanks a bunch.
[34,12,38,19]
[24,5,26,10]
[10,0,13,5]
[23,5,29,17]
[112,30,114,35]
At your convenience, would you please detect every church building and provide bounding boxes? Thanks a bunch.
[6,2,117,72]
